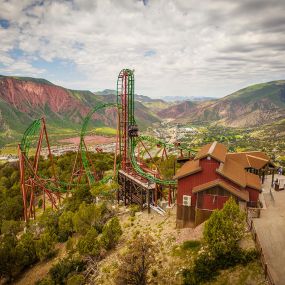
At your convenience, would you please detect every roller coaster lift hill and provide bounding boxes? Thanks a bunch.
[18,69,193,221]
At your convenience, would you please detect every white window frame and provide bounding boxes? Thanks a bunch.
[183,195,191,206]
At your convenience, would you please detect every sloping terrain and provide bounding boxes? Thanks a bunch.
[0,76,160,146]
[158,80,285,127]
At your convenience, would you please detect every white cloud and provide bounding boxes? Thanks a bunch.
[0,0,285,98]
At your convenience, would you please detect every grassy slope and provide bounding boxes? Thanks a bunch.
[222,80,285,106]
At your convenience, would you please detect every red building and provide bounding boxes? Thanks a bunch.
[174,142,270,228]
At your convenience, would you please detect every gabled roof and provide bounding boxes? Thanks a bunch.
[216,157,247,188]
[246,155,268,170]
[174,159,202,179]
[192,179,249,201]
[226,151,272,170]
[246,172,262,191]
[195,141,227,163]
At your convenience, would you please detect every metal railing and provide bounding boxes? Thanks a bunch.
[246,214,275,285]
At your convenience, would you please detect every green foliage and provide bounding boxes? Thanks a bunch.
[49,257,85,285]
[16,232,38,269]
[91,181,118,201]
[38,209,60,237]
[0,231,38,280]
[100,217,122,250]
[58,210,74,242]
[77,227,101,258]
[159,155,177,179]
[203,197,245,257]
[181,240,201,251]
[35,277,54,285]
[66,236,77,254]
[66,274,85,285]
[65,186,93,212]
[182,198,255,285]
[0,163,23,226]
[129,204,140,217]
[73,202,112,235]
[1,220,22,235]
[115,233,157,285]
[183,248,259,285]
[0,234,19,279]
[35,232,56,261]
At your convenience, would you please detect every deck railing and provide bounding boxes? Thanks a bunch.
[246,211,275,285]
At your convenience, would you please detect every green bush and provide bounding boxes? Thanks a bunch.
[16,232,38,269]
[129,204,140,217]
[49,257,85,285]
[64,186,93,212]
[1,220,22,235]
[35,232,56,261]
[35,277,54,285]
[100,217,122,250]
[38,209,60,237]
[66,274,85,285]
[183,198,257,285]
[77,228,101,258]
[58,211,74,242]
[0,233,19,280]
[73,202,111,235]
[203,197,245,257]
[181,240,201,251]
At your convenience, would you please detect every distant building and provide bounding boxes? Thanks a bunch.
[174,141,274,228]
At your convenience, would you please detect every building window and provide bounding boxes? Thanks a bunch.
[183,195,191,206]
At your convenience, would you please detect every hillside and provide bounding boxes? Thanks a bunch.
[158,80,285,127]
[0,76,160,146]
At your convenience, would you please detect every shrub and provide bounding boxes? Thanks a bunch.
[49,257,85,285]
[35,277,54,285]
[203,197,245,257]
[0,234,19,280]
[66,274,85,285]
[35,232,56,261]
[64,186,93,212]
[66,236,77,254]
[77,228,101,258]
[16,232,38,269]
[73,202,111,235]
[115,233,157,285]
[100,217,122,250]
[181,240,201,251]
[58,211,74,242]
[1,220,22,235]
[38,209,60,237]
[183,198,256,285]
[129,204,140,217]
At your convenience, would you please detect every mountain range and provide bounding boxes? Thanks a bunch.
[0,75,159,146]
[0,75,285,147]
[159,80,285,127]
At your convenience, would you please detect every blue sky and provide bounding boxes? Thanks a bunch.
[0,0,285,98]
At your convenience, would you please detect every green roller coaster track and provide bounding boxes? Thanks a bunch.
[80,102,119,185]
[20,119,42,156]
[19,69,195,193]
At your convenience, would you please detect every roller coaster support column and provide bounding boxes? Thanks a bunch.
[18,144,27,222]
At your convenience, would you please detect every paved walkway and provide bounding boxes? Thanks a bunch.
[253,175,285,285]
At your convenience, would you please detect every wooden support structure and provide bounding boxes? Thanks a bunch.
[118,170,156,210]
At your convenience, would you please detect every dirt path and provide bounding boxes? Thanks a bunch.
[14,243,67,285]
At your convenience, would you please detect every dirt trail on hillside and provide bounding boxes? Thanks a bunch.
[14,243,67,285]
